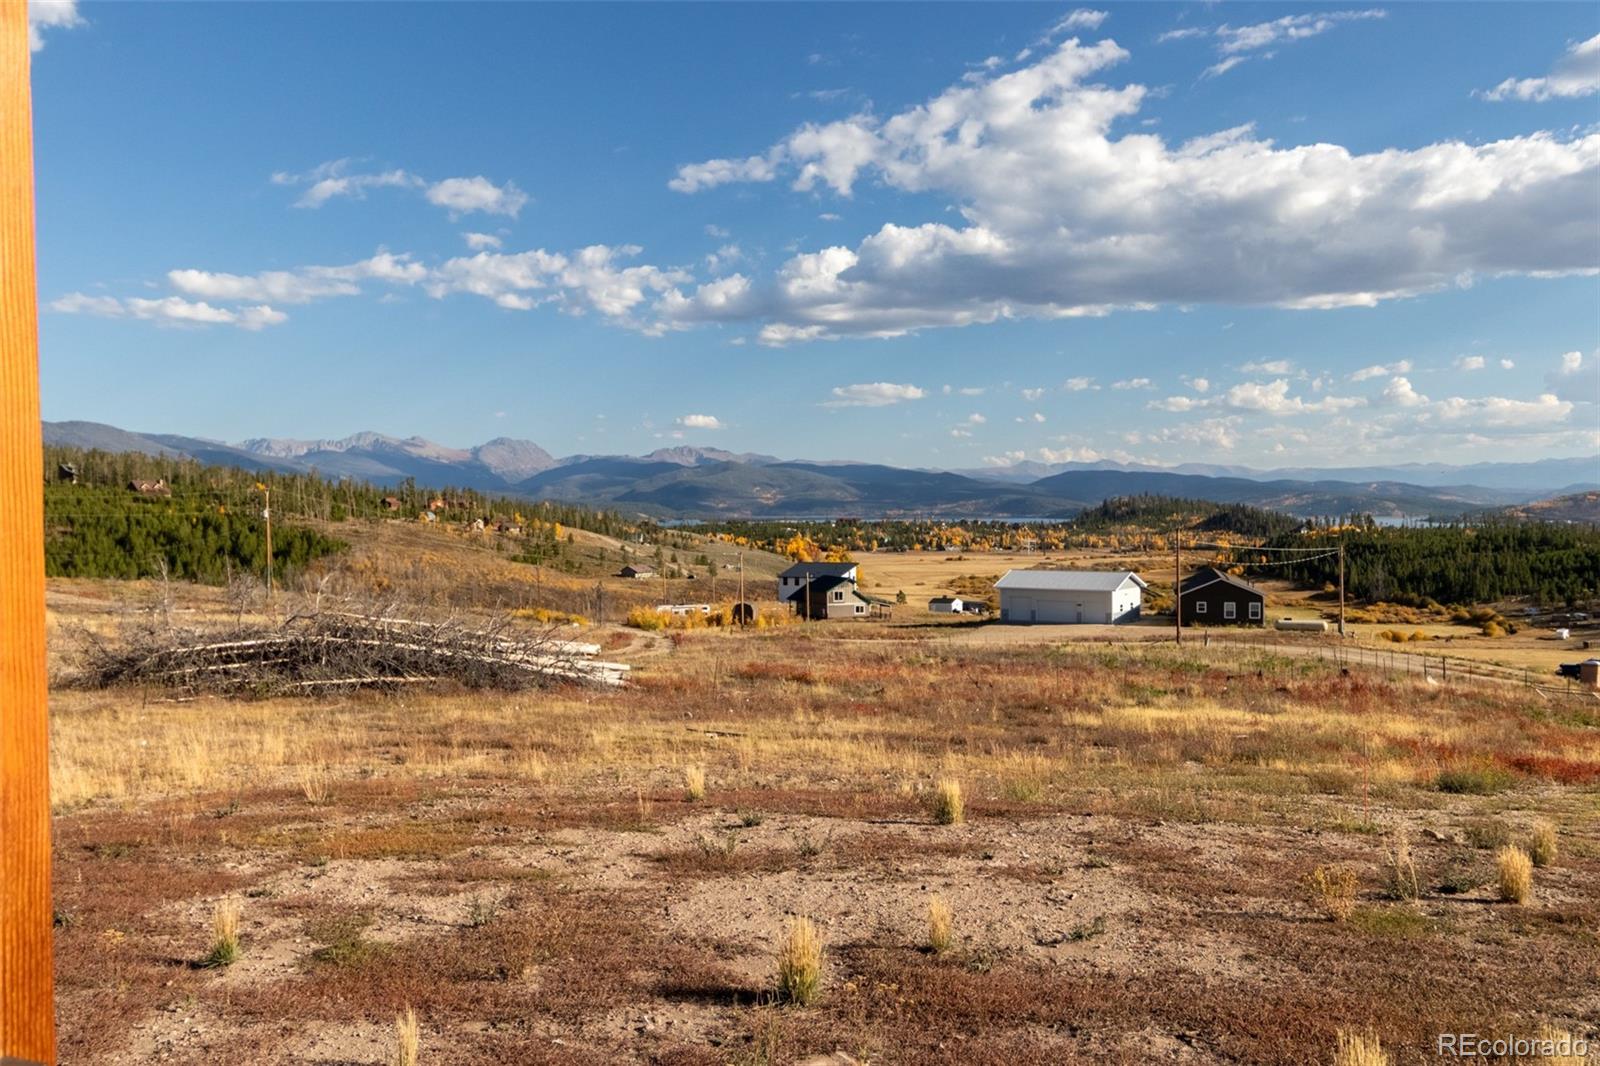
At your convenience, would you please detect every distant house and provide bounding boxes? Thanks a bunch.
[995,569,1146,624]
[57,462,78,484]
[793,573,873,620]
[619,564,655,579]
[1180,567,1265,626]
[381,496,403,511]
[493,520,522,535]
[127,478,171,497]
[928,596,964,613]
[777,561,859,604]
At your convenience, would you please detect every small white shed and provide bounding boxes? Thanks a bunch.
[928,596,964,613]
[995,569,1146,624]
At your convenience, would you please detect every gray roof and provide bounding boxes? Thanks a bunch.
[994,569,1147,592]
[779,561,858,579]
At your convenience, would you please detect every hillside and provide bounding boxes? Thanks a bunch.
[42,419,1591,519]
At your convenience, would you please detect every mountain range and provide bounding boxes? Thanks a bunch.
[42,421,1600,520]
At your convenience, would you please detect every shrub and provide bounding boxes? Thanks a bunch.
[202,899,241,968]
[1307,864,1358,922]
[684,765,707,802]
[1480,621,1506,638]
[625,606,666,631]
[931,778,964,825]
[926,897,953,955]
[1382,828,1420,902]
[394,1006,420,1066]
[1334,1029,1390,1066]
[775,917,823,1006]
[738,809,765,828]
[1437,766,1512,795]
[1496,845,1532,904]
[1528,820,1558,868]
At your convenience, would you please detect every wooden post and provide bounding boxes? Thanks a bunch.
[0,1,57,1058]
[1337,539,1346,637]
[1173,534,1181,645]
[737,551,745,627]
[262,485,274,599]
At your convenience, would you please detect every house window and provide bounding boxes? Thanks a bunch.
[1248,602,1262,620]
[1224,602,1237,619]
[1195,601,1207,615]
[854,605,864,614]
[833,591,844,601]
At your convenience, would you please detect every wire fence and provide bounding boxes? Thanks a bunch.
[1185,628,1599,702]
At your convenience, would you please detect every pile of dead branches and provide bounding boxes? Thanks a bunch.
[69,603,629,698]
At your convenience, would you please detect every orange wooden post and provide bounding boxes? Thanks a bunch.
[0,1,56,1061]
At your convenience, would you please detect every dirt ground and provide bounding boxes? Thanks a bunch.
[44,572,1600,1066]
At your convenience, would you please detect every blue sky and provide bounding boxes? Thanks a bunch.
[28,1,1600,470]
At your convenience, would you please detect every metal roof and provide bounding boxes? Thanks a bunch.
[993,569,1147,592]
[779,561,858,578]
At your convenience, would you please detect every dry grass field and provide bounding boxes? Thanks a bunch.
[44,555,1600,1066]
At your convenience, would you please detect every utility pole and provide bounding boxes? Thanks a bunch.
[1173,533,1182,646]
[261,484,274,600]
[595,581,605,625]
[1,3,57,1057]
[1337,539,1346,637]
[737,551,745,627]
[805,569,812,623]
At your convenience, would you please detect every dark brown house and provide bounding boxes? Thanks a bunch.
[1179,567,1265,626]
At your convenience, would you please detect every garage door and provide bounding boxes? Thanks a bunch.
[1034,597,1082,624]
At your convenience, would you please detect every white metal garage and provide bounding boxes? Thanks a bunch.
[995,569,1146,624]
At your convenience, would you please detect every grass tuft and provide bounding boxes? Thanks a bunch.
[393,1005,420,1066]
[926,896,953,955]
[775,916,823,1006]
[1307,864,1358,922]
[1381,827,1420,902]
[1528,820,1558,868]
[1495,845,1532,904]
[931,778,964,825]
[202,898,241,968]
[684,765,707,802]
[1334,1029,1390,1066]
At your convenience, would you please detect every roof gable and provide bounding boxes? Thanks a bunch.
[1182,567,1263,596]
[779,561,858,579]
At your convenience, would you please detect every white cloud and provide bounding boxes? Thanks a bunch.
[964,412,986,424]
[1222,378,1364,415]
[1240,359,1293,375]
[1111,377,1153,390]
[662,36,1598,342]
[1213,10,1387,55]
[426,176,529,218]
[1480,33,1600,102]
[1545,349,1597,403]
[273,160,423,208]
[1426,392,1573,428]
[27,0,82,50]
[1500,358,1516,370]
[704,224,731,238]
[668,153,781,193]
[1063,377,1098,391]
[1350,359,1412,381]
[823,382,926,407]
[50,293,286,330]
[1189,377,1210,393]
[463,232,503,251]
[1148,395,1201,412]
[1050,9,1108,34]
[676,414,725,430]
[168,252,426,304]
[1455,355,1486,371]
[1379,376,1428,407]
[705,243,745,273]
[426,244,690,326]
[1202,56,1248,80]
[1021,387,1044,401]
